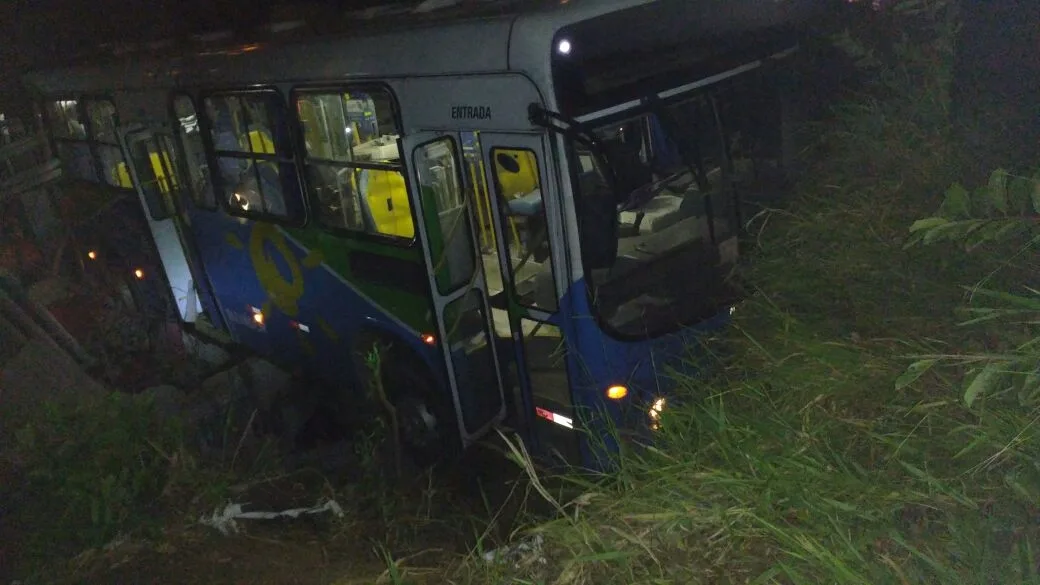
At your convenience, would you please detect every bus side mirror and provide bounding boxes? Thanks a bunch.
[576,171,618,270]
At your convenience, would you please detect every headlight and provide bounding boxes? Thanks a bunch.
[649,397,666,430]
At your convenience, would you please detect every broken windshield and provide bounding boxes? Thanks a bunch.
[571,94,742,338]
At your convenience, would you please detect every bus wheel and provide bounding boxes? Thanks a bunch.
[385,364,457,467]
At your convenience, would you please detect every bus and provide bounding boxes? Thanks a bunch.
[22,0,818,467]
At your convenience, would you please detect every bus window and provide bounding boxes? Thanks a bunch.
[85,99,130,189]
[172,95,216,210]
[44,99,96,182]
[203,92,301,221]
[571,94,741,337]
[489,147,556,312]
[46,99,86,139]
[414,137,474,293]
[127,136,179,220]
[295,88,412,238]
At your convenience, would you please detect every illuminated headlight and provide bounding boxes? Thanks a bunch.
[233,192,250,210]
[557,39,572,56]
[649,397,666,430]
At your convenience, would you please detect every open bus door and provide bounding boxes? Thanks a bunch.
[474,131,582,465]
[401,132,508,446]
[119,127,223,330]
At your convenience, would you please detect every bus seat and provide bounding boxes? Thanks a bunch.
[506,188,543,217]
[493,149,539,199]
[246,128,276,155]
[114,162,133,188]
[361,169,414,238]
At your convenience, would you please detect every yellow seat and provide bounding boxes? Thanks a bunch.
[246,129,276,155]
[362,169,414,238]
[494,149,539,199]
[114,162,133,189]
[491,148,539,252]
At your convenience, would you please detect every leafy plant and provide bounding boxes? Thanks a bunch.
[12,393,188,547]
[900,167,1040,408]
[908,168,1040,250]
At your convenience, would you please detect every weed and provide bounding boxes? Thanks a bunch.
[9,393,187,549]
[443,1,1040,584]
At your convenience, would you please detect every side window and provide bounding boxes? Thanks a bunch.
[44,99,96,182]
[202,92,302,222]
[126,133,182,221]
[172,95,216,210]
[490,147,557,312]
[414,137,474,293]
[294,88,413,238]
[46,99,86,139]
[85,99,130,189]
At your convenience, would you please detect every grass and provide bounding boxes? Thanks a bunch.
[433,3,1040,583]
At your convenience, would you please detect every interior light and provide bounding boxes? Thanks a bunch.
[133,268,145,279]
[253,311,265,326]
[87,250,97,260]
[557,39,572,56]
[606,385,629,400]
[421,333,437,346]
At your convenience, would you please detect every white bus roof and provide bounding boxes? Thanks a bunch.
[23,0,659,94]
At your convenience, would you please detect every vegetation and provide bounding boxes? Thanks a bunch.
[441,1,1040,583]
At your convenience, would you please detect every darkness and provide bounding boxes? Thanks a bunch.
[2,0,1037,77]
[0,0,1036,160]
[0,0,411,112]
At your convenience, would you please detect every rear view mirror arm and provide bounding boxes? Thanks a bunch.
[528,103,620,196]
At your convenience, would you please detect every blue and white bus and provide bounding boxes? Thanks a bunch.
[23,0,817,466]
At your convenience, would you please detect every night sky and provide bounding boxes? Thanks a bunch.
[0,0,405,108]
[1,0,1036,149]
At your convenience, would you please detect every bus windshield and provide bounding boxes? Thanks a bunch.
[572,94,742,338]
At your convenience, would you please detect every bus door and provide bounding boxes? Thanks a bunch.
[119,127,210,323]
[401,132,508,444]
[475,132,582,464]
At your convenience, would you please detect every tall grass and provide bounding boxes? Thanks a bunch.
[448,1,1040,583]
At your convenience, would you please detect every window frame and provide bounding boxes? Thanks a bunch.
[487,145,559,314]
[41,95,100,185]
[123,130,185,222]
[289,83,416,247]
[168,91,218,211]
[198,87,307,227]
[566,87,743,342]
[82,95,133,190]
[412,134,476,295]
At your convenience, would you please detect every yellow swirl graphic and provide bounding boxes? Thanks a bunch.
[249,223,304,318]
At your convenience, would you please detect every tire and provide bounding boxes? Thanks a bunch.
[384,363,459,468]
[349,338,460,468]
